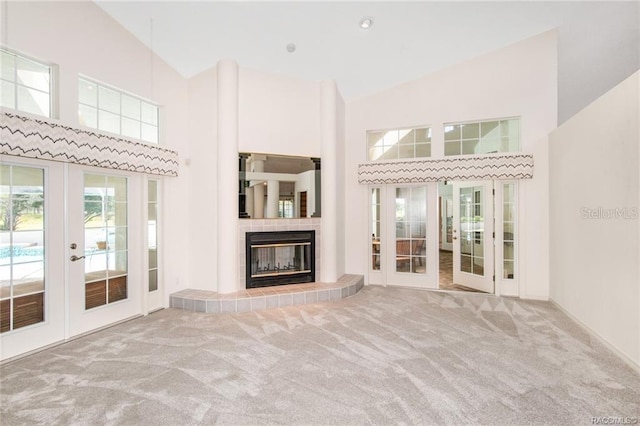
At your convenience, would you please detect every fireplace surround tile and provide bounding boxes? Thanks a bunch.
[317,290,330,302]
[279,293,293,307]
[265,295,279,309]
[305,291,318,304]
[195,300,206,313]
[169,275,363,314]
[236,299,251,313]
[206,300,221,314]
[292,292,306,306]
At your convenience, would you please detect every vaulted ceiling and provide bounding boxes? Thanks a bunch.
[96,1,639,123]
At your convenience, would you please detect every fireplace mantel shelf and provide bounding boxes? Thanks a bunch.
[170,274,364,314]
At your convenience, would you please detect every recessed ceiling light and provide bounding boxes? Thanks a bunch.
[286,43,296,53]
[359,17,373,29]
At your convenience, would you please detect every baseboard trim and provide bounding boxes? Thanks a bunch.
[549,298,640,375]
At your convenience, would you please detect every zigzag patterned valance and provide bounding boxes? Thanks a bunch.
[1,111,179,176]
[358,153,533,184]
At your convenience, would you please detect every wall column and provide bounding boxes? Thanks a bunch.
[267,180,280,218]
[320,80,338,282]
[217,59,239,294]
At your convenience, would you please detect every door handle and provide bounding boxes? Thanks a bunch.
[452,236,458,240]
[70,255,86,262]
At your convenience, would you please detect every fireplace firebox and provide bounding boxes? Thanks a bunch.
[246,230,315,288]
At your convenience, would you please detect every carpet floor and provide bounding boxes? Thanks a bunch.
[1,285,639,425]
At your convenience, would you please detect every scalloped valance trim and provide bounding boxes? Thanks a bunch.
[358,153,533,184]
[1,111,179,176]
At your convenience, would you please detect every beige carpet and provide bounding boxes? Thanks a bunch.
[1,285,639,425]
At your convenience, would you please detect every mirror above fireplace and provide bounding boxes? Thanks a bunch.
[239,153,321,219]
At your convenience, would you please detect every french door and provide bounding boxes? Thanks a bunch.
[369,184,437,288]
[67,165,143,336]
[452,181,494,293]
[0,158,157,361]
[1,156,65,360]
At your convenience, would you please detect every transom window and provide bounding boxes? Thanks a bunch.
[444,118,520,156]
[367,127,432,161]
[0,48,52,118]
[78,77,159,144]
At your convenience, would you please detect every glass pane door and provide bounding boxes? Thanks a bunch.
[83,174,128,309]
[395,186,427,274]
[0,157,65,362]
[452,181,494,293]
[0,165,45,332]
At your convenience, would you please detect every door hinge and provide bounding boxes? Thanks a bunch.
[492,188,495,195]
[493,275,495,282]
[492,231,495,238]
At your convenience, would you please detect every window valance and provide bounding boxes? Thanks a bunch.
[0,111,179,176]
[358,153,533,184]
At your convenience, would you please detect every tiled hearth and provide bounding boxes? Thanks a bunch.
[170,274,363,314]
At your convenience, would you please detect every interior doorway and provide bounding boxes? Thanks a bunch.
[437,180,494,293]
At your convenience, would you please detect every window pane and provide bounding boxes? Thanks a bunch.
[78,79,97,107]
[0,80,15,109]
[398,129,414,145]
[121,95,141,120]
[367,131,384,150]
[98,86,120,114]
[462,139,479,155]
[444,124,461,141]
[148,181,158,202]
[78,104,97,128]
[17,86,49,117]
[1,165,45,333]
[149,248,157,269]
[444,141,460,156]
[148,269,158,292]
[415,128,431,143]
[482,138,499,154]
[141,123,158,143]
[121,117,141,140]
[369,146,385,161]
[16,57,49,92]
[415,143,431,158]
[98,110,120,134]
[141,102,157,125]
[0,51,15,81]
[461,123,479,139]
[480,121,499,137]
[398,144,414,159]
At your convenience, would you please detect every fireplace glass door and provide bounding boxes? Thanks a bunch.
[246,230,315,288]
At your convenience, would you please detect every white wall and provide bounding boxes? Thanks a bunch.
[345,30,558,299]
[3,0,191,305]
[239,68,321,158]
[186,67,218,292]
[549,72,639,368]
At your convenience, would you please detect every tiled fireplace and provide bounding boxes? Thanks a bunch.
[246,230,315,288]
[238,219,321,290]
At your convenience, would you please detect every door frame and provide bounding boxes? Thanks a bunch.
[368,183,438,289]
[0,155,66,360]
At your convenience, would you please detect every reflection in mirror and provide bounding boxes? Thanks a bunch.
[239,153,320,219]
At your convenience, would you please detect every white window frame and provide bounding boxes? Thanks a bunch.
[366,126,432,161]
[443,117,521,156]
[78,76,160,144]
[0,47,55,118]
